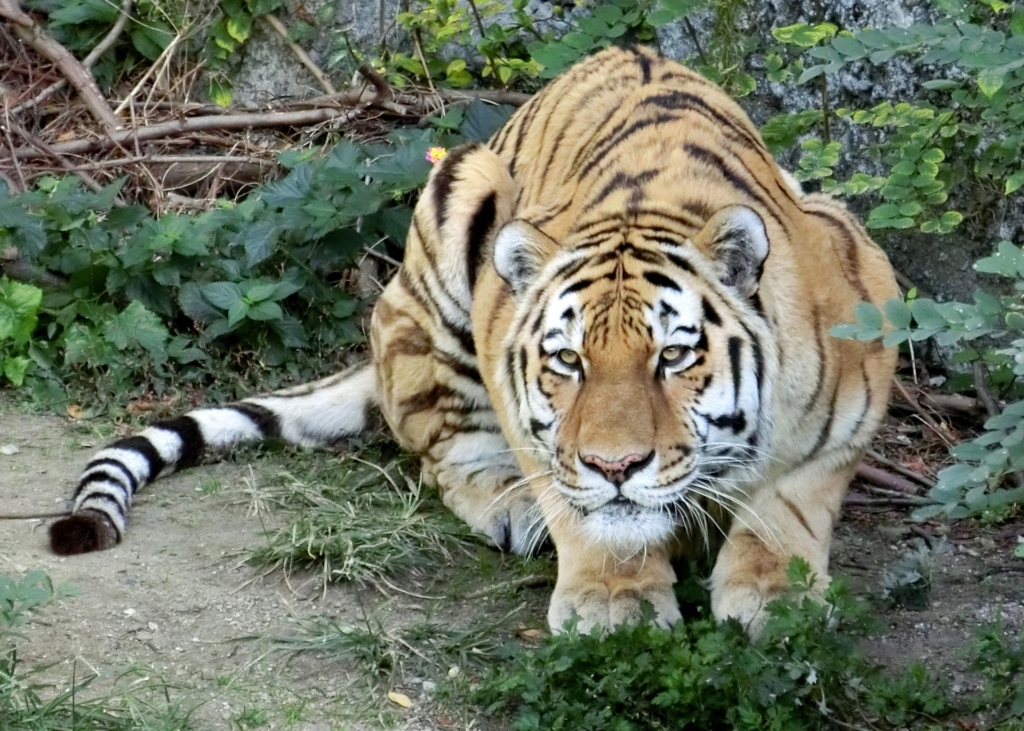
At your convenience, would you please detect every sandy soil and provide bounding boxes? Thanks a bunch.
[1,396,1022,729]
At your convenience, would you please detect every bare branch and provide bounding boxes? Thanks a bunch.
[0,0,121,133]
[2,106,367,159]
[262,14,336,95]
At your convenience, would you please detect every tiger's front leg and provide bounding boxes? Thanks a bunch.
[533,473,682,634]
[708,458,858,636]
[371,280,544,555]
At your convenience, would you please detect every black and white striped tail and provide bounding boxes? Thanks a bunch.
[50,364,378,555]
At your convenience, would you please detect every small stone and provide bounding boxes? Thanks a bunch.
[123,608,136,617]
[123,578,136,585]
[447,666,460,678]
[0,444,19,455]
[148,622,158,631]
[421,681,437,694]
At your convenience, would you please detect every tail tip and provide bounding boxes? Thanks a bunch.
[49,511,119,555]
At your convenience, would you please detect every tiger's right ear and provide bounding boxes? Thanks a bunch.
[493,220,560,296]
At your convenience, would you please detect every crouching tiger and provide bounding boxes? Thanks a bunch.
[50,45,897,636]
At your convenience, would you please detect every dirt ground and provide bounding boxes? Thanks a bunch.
[1,395,1022,729]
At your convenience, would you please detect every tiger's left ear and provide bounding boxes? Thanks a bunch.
[695,205,770,299]
[493,220,560,296]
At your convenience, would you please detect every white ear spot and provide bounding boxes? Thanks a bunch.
[493,220,553,295]
[699,205,770,299]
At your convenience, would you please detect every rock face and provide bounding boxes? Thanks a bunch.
[233,0,1020,303]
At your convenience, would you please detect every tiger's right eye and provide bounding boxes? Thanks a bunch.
[556,349,580,367]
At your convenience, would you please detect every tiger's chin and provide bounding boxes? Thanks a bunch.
[579,501,677,555]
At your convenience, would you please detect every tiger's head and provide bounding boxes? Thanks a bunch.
[490,207,777,553]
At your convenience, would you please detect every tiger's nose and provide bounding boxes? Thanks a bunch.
[580,451,654,486]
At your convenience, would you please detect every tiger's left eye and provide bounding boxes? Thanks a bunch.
[557,349,580,367]
[660,345,690,367]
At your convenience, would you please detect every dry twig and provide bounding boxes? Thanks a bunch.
[262,14,336,95]
[0,0,120,133]
[855,463,923,496]
[12,0,135,115]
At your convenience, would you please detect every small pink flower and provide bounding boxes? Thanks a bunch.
[426,146,448,164]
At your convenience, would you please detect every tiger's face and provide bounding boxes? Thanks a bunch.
[494,207,775,552]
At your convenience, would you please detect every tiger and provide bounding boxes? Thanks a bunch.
[48,45,898,636]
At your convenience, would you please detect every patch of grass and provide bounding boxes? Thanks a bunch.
[245,445,474,584]
[1,570,194,731]
[271,604,527,685]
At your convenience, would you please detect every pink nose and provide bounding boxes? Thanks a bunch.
[580,452,653,486]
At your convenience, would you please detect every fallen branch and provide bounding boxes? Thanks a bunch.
[12,0,134,116]
[865,449,935,489]
[2,105,368,159]
[844,492,928,508]
[856,463,923,495]
[4,114,115,197]
[0,0,120,134]
[262,14,336,95]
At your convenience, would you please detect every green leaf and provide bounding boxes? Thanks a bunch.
[247,301,284,321]
[202,282,243,310]
[3,355,29,386]
[226,13,252,42]
[977,71,1005,97]
[854,301,883,329]
[884,298,913,329]
[227,300,250,327]
[244,220,279,267]
[245,282,277,302]
[772,22,837,47]
[1006,170,1024,195]
[131,21,174,61]
[103,301,169,356]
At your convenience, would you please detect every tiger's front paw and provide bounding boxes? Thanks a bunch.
[711,576,829,638]
[486,493,547,556]
[547,578,681,635]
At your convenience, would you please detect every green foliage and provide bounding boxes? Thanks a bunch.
[0,130,448,410]
[474,559,951,730]
[833,240,1024,521]
[0,278,43,387]
[393,0,542,88]
[764,4,1024,235]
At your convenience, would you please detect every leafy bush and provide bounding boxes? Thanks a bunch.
[0,104,512,413]
[474,561,953,730]
[834,241,1024,521]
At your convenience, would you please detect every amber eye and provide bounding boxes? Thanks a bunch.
[661,345,690,367]
[557,349,581,367]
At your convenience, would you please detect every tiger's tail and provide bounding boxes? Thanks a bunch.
[49,363,378,556]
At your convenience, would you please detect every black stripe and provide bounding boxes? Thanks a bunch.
[83,458,138,494]
[728,336,742,404]
[664,252,695,274]
[562,278,595,295]
[111,435,166,483]
[638,52,652,84]
[578,114,676,181]
[467,192,497,291]
[707,411,747,433]
[432,143,479,232]
[682,143,785,227]
[74,470,131,502]
[79,492,126,522]
[154,415,207,469]
[230,405,281,439]
[643,271,680,291]
[702,297,722,326]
